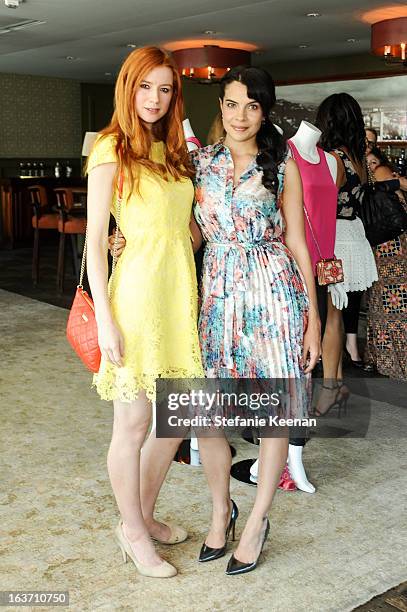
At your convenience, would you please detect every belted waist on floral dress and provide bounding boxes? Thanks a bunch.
[208,239,271,251]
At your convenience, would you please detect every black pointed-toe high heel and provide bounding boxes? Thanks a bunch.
[225,517,270,576]
[199,500,239,563]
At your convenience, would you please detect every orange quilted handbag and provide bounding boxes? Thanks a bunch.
[66,171,124,372]
[66,284,101,372]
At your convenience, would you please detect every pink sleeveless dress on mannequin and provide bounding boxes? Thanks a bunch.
[288,140,338,274]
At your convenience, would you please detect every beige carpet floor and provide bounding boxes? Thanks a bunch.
[0,289,406,612]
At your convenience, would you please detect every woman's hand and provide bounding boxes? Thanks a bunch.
[108,231,126,257]
[302,314,321,374]
[97,318,124,367]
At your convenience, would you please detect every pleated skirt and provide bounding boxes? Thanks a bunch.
[198,240,311,419]
[199,240,309,379]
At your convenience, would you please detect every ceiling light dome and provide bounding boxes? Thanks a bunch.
[371,17,407,65]
[172,45,251,83]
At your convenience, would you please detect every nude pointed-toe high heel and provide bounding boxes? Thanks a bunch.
[115,521,177,578]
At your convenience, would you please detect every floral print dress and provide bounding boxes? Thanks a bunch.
[335,149,364,220]
[191,142,309,399]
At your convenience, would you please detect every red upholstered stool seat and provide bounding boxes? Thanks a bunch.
[32,214,59,230]
[58,216,87,234]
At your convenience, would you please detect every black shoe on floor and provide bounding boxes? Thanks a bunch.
[199,500,239,562]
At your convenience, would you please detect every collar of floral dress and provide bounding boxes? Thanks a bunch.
[209,138,227,156]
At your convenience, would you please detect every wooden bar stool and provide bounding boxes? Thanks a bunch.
[54,187,87,294]
[28,184,59,285]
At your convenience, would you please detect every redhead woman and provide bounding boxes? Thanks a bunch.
[86,46,203,578]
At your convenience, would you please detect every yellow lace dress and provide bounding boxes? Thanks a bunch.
[87,135,204,402]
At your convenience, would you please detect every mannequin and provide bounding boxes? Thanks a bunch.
[251,121,348,494]
[183,118,201,151]
[291,121,348,491]
[289,121,347,310]
[290,120,336,175]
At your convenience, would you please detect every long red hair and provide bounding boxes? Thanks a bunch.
[97,46,193,192]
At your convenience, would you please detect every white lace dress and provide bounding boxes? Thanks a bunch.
[334,150,378,292]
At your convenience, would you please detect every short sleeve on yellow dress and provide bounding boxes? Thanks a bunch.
[87,134,118,173]
[90,138,204,402]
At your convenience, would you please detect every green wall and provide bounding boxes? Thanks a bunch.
[182,79,220,145]
[0,73,82,158]
[0,71,219,160]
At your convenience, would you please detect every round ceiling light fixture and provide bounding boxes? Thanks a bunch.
[371,17,407,65]
[172,45,251,83]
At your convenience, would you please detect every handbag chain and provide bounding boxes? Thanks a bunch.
[78,167,124,296]
[302,204,325,261]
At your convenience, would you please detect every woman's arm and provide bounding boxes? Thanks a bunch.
[374,165,395,181]
[374,165,407,195]
[330,151,346,188]
[190,213,203,253]
[87,162,124,366]
[282,158,321,372]
[109,215,202,257]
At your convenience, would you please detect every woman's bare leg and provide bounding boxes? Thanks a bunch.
[233,435,288,563]
[108,392,164,567]
[198,434,232,548]
[322,294,343,379]
[316,294,343,413]
[140,431,185,541]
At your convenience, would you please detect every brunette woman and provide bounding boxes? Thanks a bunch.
[315,94,378,412]
[191,67,320,574]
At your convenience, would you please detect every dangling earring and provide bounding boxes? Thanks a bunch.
[261,118,266,125]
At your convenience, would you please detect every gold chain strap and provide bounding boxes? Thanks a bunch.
[78,225,88,289]
[110,192,122,286]
[78,173,123,296]
[302,204,324,261]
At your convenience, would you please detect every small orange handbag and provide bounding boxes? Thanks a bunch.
[66,171,124,372]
